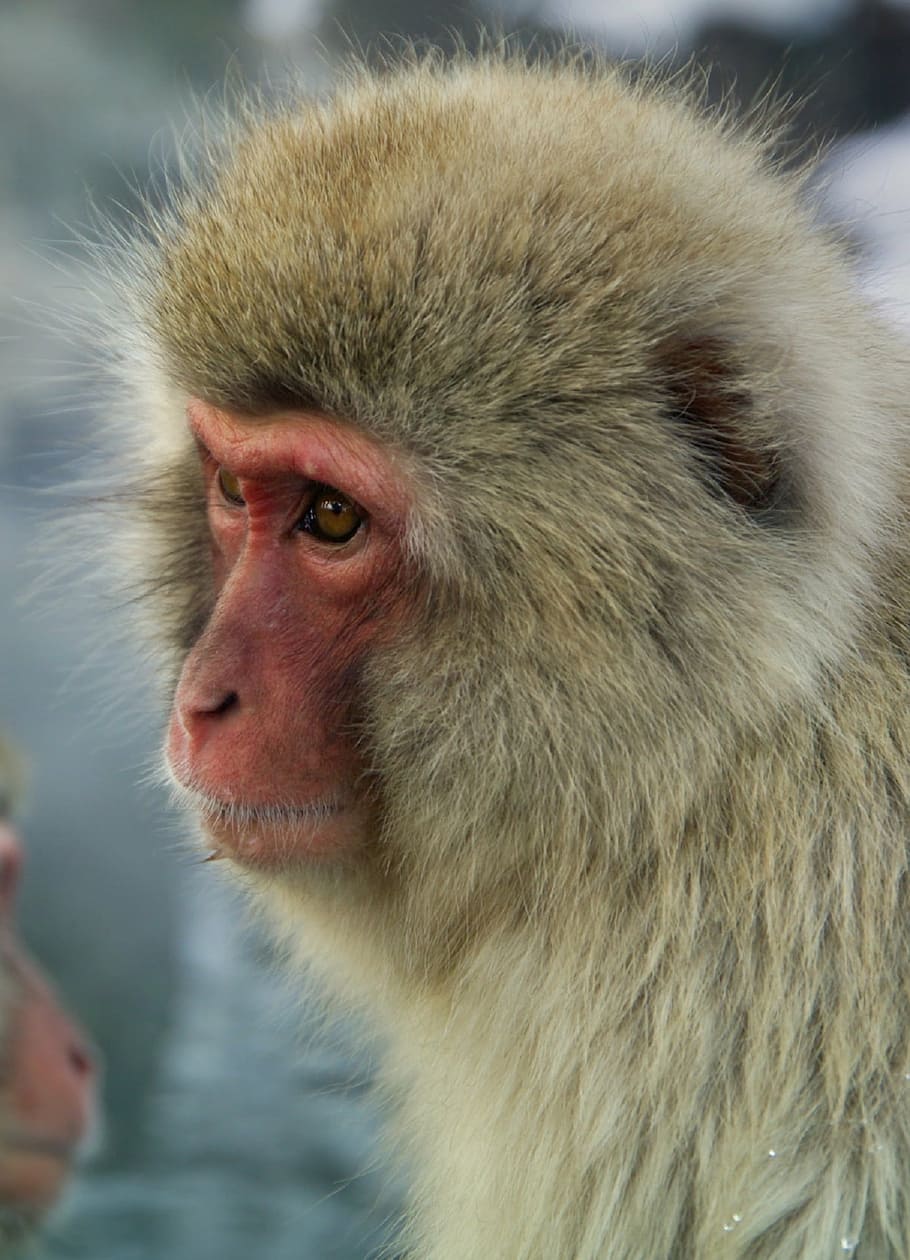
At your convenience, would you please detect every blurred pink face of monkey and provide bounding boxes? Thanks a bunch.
[0,761,95,1241]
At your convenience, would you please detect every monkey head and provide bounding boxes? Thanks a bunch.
[110,56,897,971]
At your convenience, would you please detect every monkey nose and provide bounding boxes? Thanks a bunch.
[68,1036,94,1082]
[0,823,23,915]
[170,682,242,772]
[178,689,240,734]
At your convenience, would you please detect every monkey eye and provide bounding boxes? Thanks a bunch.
[217,467,245,506]
[300,486,363,544]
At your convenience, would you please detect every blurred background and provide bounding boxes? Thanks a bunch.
[1,1,908,1257]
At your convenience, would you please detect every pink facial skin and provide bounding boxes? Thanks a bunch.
[0,823,95,1216]
[167,401,413,869]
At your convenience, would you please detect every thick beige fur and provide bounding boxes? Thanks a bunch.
[108,51,910,1258]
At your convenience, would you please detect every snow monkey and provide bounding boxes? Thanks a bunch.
[105,51,910,1259]
[0,736,95,1247]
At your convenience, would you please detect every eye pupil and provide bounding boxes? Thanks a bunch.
[312,489,361,543]
[217,467,245,506]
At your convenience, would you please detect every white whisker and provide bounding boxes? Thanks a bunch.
[163,761,343,829]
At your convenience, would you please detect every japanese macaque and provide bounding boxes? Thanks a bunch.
[0,737,94,1248]
[106,51,910,1258]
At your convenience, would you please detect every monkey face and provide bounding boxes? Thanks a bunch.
[166,400,413,869]
[0,821,95,1236]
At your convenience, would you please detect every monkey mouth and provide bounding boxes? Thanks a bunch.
[197,794,342,828]
[168,779,357,865]
[1,1134,76,1164]
[167,776,344,825]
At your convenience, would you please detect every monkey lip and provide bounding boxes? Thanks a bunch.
[177,786,360,867]
[3,1133,77,1163]
[0,1130,84,1217]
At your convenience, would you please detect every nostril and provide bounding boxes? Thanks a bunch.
[210,691,239,717]
[179,690,239,735]
[0,826,22,910]
[67,1041,93,1079]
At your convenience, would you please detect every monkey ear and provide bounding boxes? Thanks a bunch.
[659,335,782,516]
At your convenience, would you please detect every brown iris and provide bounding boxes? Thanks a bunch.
[217,467,245,506]
[308,488,362,543]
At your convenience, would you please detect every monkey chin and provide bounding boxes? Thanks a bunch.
[0,1135,77,1218]
[175,786,367,870]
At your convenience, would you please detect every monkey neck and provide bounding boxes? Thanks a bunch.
[245,605,910,1258]
[267,605,906,1023]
